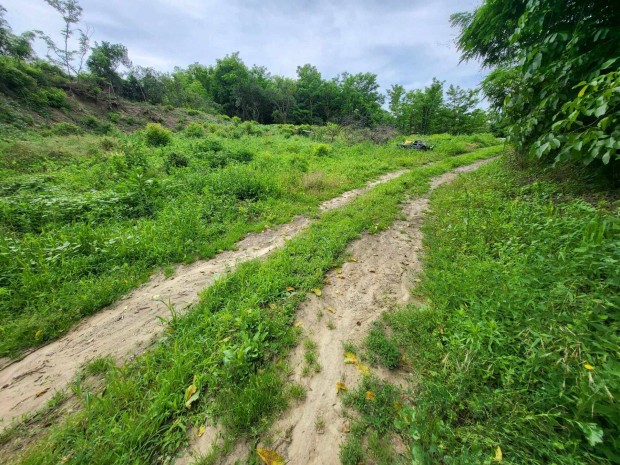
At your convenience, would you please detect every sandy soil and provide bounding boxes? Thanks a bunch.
[0,170,409,433]
[179,159,494,465]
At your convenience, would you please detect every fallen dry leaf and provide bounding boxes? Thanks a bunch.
[336,381,348,394]
[336,268,343,274]
[197,425,206,437]
[286,287,295,292]
[349,257,358,263]
[365,390,376,401]
[342,420,351,433]
[344,352,358,365]
[493,446,503,462]
[357,363,370,375]
[35,387,50,398]
[257,447,285,465]
[327,307,336,314]
[312,288,322,297]
[368,269,376,273]
[294,321,303,328]
[584,363,594,371]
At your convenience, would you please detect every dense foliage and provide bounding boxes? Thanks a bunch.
[388,79,489,135]
[387,160,619,464]
[452,0,620,167]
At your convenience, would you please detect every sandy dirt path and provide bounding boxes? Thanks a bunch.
[0,170,407,432]
[177,158,494,465]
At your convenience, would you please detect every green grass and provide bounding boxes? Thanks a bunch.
[384,158,619,464]
[14,146,503,465]
[340,377,409,465]
[0,125,499,357]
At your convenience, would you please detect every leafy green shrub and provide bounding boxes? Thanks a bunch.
[184,122,205,138]
[51,122,82,136]
[0,58,36,92]
[312,143,333,157]
[41,88,67,108]
[164,151,189,172]
[107,112,120,123]
[194,137,224,153]
[144,123,172,147]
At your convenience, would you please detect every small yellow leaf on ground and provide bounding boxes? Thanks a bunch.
[336,268,343,274]
[584,363,594,371]
[312,288,322,297]
[356,363,370,375]
[286,286,295,292]
[257,447,285,465]
[493,446,503,462]
[327,307,336,314]
[197,425,206,437]
[349,257,358,262]
[336,382,348,393]
[294,321,303,328]
[365,390,376,401]
[344,352,358,364]
[35,330,43,340]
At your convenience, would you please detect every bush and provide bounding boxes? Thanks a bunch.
[144,123,172,147]
[312,143,333,157]
[184,122,205,138]
[164,151,189,172]
[51,122,82,136]
[194,138,224,154]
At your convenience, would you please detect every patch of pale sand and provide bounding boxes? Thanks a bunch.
[241,158,494,465]
[0,170,409,433]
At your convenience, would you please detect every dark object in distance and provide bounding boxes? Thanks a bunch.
[400,140,433,151]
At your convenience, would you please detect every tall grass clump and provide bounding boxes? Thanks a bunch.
[387,159,619,464]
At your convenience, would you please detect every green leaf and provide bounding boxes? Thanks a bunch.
[578,422,604,447]
[577,85,588,98]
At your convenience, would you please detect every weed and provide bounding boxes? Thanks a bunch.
[365,322,400,369]
[314,416,326,434]
[288,383,306,401]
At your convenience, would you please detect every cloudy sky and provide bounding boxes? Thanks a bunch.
[3,0,485,94]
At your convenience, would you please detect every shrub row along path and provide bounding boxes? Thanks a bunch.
[178,158,495,465]
[0,170,409,431]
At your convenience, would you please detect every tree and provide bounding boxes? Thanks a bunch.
[445,84,479,134]
[271,76,296,123]
[0,6,34,60]
[452,0,620,166]
[36,0,91,77]
[87,41,131,95]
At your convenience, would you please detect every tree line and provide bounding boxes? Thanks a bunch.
[0,0,491,134]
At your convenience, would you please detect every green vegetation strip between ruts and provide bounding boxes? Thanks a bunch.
[13,146,502,465]
[380,160,619,464]
[0,130,497,357]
